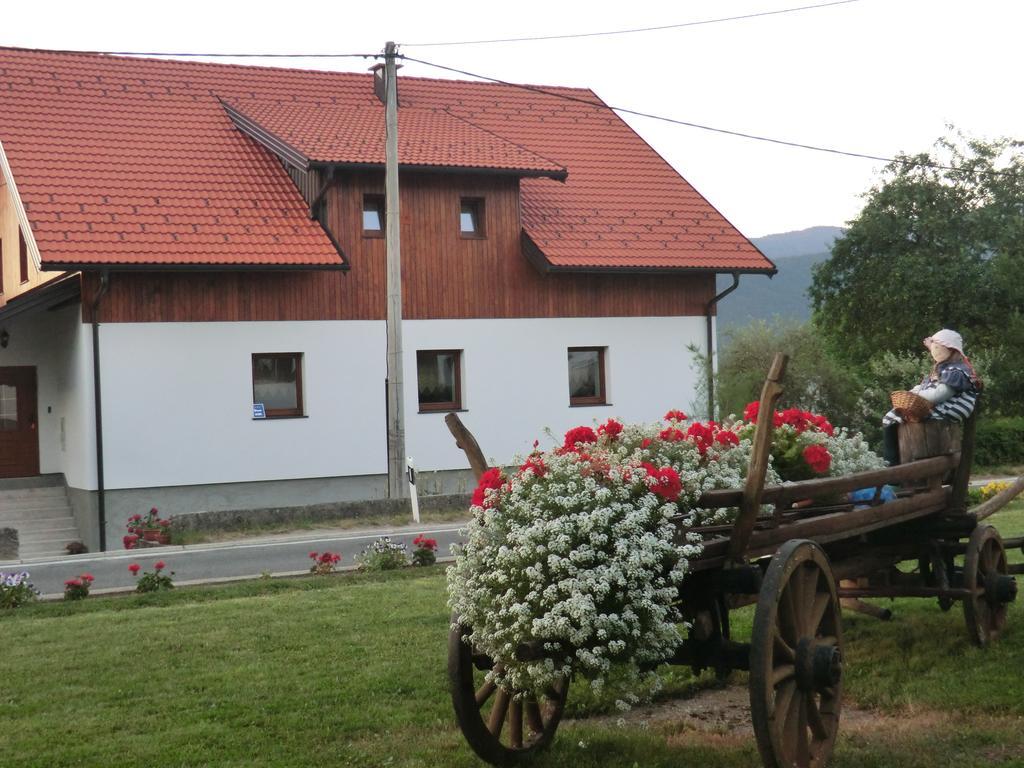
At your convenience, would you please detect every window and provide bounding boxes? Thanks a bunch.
[459,198,485,238]
[417,350,462,411]
[362,194,385,236]
[19,230,28,284]
[252,353,304,418]
[568,347,606,406]
[0,384,16,431]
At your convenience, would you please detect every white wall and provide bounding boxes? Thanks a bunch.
[99,321,387,489]
[402,316,707,472]
[0,303,96,487]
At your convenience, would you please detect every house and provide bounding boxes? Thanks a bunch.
[0,46,775,554]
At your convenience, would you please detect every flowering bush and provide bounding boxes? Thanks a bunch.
[0,570,39,609]
[980,480,1011,501]
[357,537,408,571]
[309,551,341,575]
[129,561,175,593]
[412,535,438,567]
[63,573,95,601]
[124,507,173,548]
[448,408,882,699]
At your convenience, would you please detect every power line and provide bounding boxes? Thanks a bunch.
[403,0,862,47]
[400,54,1013,176]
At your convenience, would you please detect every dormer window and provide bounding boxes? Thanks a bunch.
[362,194,385,237]
[459,198,485,238]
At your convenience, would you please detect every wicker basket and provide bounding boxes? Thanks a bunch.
[890,390,933,423]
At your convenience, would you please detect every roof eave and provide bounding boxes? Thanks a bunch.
[40,261,350,273]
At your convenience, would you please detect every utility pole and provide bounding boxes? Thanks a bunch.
[383,41,408,499]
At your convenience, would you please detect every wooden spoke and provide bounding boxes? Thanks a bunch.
[488,689,510,737]
[475,679,497,706]
[796,696,811,766]
[775,679,797,728]
[809,592,831,638]
[781,686,802,754]
[773,629,795,663]
[509,698,523,749]
[525,698,544,735]
[780,582,801,644]
[806,694,829,741]
[772,663,796,688]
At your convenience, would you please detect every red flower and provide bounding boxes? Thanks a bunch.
[715,430,739,447]
[158,519,171,527]
[802,444,832,475]
[154,560,166,571]
[81,573,94,582]
[413,535,438,550]
[664,409,688,422]
[64,579,80,587]
[471,468,506,508]
[123,534,139,550]
[596,418,623,439]
[562,426,598,451]
[659,426,685,442]
[519,456,547,477]
[309,551,318,559]
[643,463,683,502]
[150,507,158,514]
[128,563,140,575]
[640,438,653,449]
[685,422,715,455]
[743,401,760,422]
[129,514,142,522]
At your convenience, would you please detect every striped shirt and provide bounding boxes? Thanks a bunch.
[882,360,980,426]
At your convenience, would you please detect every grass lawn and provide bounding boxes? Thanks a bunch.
[2,504,1023,767]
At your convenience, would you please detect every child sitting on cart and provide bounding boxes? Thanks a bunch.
[882,328,982,465]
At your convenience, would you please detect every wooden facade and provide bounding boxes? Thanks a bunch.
[81,169,715,323]
[0,180,63,310]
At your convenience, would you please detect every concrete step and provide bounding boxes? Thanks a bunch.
[0,474,65,492]
[0,517,77,533]
[0,497,72,513]
[0,506,75,523]
[19,527,80,544]
[0,486,69,501]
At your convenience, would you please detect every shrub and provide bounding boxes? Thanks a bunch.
[63,573,95,601]
[0,571,39,609]
[974,417,1024,467]
[129,561,175,593]
[411,535,438,567]
[357,537,408,571]
[308,551,341,575]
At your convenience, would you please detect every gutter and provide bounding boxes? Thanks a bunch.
[705,273,741,420]
[90,272,110,551]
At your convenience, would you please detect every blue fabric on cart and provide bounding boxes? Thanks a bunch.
[849,485,897,509]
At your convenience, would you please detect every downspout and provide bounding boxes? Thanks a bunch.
[90,271,110,551]
[705,273,740,421]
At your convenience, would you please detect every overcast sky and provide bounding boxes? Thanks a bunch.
[4,0,1020,237]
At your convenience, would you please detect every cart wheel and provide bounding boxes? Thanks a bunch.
[750,540,843,768]
[963,525,1015,647]
[448,617,568,766]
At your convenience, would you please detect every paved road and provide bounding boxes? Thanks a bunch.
[3,522,469,598]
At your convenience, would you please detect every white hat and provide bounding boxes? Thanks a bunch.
[923,328,964,355]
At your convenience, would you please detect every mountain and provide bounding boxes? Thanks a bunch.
[716,226,844,333]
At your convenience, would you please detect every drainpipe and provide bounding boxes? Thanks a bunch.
[90,271,110,551]
[705,273,740,421]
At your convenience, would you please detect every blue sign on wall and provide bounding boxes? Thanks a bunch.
[253,402,266,419]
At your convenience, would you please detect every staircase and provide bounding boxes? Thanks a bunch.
[0,476,80,561]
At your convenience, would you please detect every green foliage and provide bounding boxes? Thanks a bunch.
[0,571,39,609]
[974,417,1024,466]
[712,320,863,429]
[131,562,175,593]
[356,536,408,571]
[810,131,1024,407]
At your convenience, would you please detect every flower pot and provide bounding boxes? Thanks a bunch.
[142,529,170,545]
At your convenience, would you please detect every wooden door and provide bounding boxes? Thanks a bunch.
[0,367,39,478]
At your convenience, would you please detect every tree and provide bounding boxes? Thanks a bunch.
[810,132,1024,372]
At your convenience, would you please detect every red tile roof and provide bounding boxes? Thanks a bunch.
[0,47,772,273]
[224,99,566,178]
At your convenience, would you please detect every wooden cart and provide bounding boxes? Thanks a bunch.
[445,355,1023,768]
